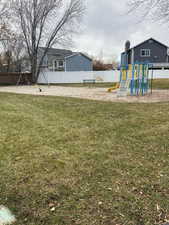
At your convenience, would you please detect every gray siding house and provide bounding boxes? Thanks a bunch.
[121,38,169,68]
[40,48,93,71]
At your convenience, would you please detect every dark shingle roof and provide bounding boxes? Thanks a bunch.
[131,38,168,49]
[39,47,92,61]
[121,38,169,54]
[40,47,73,57]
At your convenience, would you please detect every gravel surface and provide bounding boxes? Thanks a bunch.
[0,85,169,103]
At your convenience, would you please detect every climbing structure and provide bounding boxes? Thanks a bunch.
[117,63,152,97]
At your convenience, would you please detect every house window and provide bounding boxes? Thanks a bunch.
[58,60,64,68]
[54,61,57,70]
[52,60,64,71]
[47,61,53,71]
[140,49,151,57]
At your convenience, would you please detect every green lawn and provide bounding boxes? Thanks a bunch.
[0,93,169,225]
[46,82,117,88]
[152,79,169,89]
[47,79,169,89]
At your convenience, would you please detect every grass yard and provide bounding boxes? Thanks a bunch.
[0,93,169,225]
[152,79,169,89]
[46,82,117,88]
[50,79,169,89]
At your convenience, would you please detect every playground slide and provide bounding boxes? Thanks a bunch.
[107,83,120,92]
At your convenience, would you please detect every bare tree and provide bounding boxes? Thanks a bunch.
[0,23,15,72]
[12,35,26,72]
[0,0,9,18]
[9,0,84,82]
[0,22,25,72]
[128,0,169,22]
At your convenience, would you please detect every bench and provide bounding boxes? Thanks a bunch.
[83,79,96,86]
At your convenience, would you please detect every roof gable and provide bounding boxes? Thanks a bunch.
[132,38,168,49]
[65,52,92,61]
[39,47,92,61]
[39,47,73,57]
[121,38,169,54]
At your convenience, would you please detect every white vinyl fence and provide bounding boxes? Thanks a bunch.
[149,70,169,79]
[38,70,169,84]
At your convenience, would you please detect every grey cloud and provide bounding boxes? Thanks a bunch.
[73,0,169,62]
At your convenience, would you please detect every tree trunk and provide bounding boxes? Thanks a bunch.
[7,57,10,73]
[35,64,41,84]
[31,55,38,83]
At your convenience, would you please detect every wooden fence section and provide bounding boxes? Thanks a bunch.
[0,73,32,85]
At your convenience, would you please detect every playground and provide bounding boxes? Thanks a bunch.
[1,84,169,103]
[0,56,164,103]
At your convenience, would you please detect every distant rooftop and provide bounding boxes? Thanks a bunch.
[39,47,92,61]
[39,47,73,57]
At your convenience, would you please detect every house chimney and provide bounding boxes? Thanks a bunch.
[125,40,130,53]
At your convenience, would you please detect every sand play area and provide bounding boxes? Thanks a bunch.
[0,85,169,103]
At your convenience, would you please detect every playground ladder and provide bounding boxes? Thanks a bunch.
[117,79,130,97]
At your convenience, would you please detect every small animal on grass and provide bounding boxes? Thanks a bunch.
[0,205,16,225]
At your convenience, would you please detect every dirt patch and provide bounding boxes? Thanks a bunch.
[0,85,169,103]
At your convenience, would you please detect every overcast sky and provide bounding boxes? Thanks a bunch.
[73,0,169,63]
